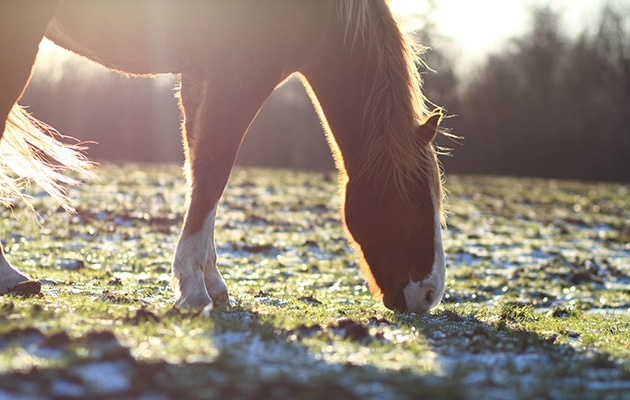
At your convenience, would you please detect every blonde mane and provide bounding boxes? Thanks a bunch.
[337,0,446,225]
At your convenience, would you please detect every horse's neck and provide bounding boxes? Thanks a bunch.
[301,3,428,198]
[300,35,379,179]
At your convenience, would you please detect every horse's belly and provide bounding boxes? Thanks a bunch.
[45,0,253,75]
[45,0,328,76]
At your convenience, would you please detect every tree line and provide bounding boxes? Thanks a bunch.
[427,4,630,182]
[21,4,629,182]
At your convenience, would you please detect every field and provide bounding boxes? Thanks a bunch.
[1,164,629,399]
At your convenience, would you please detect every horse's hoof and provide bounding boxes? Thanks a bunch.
[7,280,42,297]
[0,268,33,296]
[173,292,213,310]
[210,290,229,306]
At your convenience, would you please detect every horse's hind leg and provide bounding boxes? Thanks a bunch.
[0,2,58,295]
[172,68,285,309]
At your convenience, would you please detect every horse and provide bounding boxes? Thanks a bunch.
[0,0,446,313]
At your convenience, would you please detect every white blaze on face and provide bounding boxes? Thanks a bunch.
[403,208,446,313]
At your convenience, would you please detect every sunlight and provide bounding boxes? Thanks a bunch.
[390,0,613,60]
[34,38,106,84]
[390,0,526,57]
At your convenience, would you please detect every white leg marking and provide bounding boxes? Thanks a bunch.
[172,207,228,308]
[403,208,446,313]
[0,244,32,295]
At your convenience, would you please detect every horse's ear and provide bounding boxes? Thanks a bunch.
[417,112,441,146]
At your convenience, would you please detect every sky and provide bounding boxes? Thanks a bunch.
[390,0,623,63]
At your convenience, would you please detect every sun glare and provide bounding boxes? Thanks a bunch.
[390,0,526,58]
[391,0,612,61]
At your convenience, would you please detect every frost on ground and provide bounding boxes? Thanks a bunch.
[0,165,628,399]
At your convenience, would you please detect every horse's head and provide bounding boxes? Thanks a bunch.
[343,114,445,313]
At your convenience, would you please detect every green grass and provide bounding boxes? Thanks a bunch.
[1,164,629,399]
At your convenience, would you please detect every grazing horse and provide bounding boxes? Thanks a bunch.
[0,0,446,313]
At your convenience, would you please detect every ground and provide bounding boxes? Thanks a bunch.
[0,164,629,399]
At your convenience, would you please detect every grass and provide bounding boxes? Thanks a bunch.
[0,164,629,399]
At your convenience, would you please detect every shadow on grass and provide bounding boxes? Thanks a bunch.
[0,304,628,399]
[0,305,463,400]
[400,306,630,398]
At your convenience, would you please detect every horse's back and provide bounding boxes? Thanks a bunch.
[46,0,331,75]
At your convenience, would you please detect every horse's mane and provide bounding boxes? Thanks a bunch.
[336,0,446,225]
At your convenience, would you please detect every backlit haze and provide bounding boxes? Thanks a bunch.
[390,0,616,64]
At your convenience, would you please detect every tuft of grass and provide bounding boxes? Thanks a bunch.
[499,303,536,323]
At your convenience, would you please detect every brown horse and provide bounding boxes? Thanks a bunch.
[0,0,446,313]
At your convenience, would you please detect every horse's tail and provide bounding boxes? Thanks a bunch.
[1,104,94,213]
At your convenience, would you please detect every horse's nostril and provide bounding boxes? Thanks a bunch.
[403,283,439,313]
[424,288,436,305]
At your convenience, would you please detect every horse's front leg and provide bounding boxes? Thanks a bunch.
[172,68,285,309]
